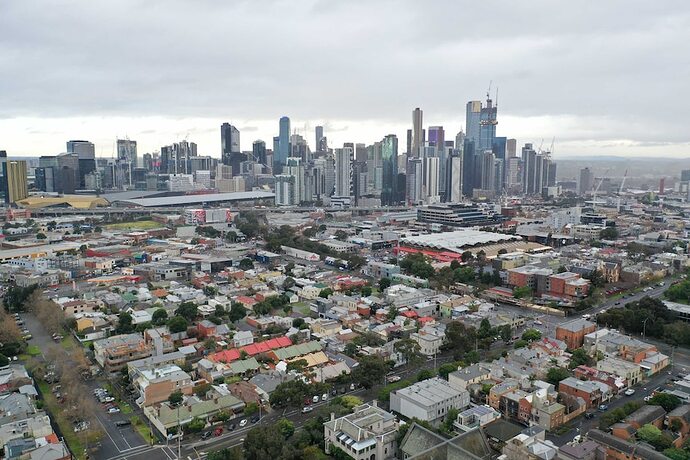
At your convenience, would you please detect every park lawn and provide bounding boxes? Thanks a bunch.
[292,302,311,316]
[105,220,163,231]
[37,380,87,459]
[26,345,41,356]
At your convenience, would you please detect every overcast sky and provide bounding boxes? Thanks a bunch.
[2,0,690,159]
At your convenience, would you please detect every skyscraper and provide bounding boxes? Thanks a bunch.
[412,108,423,158]
[334,147,353,199]
[423,156,440,202]
[507,138,517,158]
[1,155,28,204]
[252,140,267,167]
[66,140,95,189]
[406,158,423,205]
[381,135,398,206]
[579,167,594,195]
[480,151,496,191]
[465,101,482,144]
[275,116,291,172]
[461,139,476,197]
[479,95,498,151]
[221,124,244,176]
[447,154,463,203]
[315,126,324,152]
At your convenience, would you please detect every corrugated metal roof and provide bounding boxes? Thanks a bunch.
[111,191,275,207]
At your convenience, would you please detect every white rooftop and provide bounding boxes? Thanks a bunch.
[401,230,518,252]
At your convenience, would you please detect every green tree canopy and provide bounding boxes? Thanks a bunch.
[167,316,188,333]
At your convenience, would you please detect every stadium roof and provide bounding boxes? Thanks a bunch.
[110,191,275,207]
[16,195,109,209]
[401,230,519,253]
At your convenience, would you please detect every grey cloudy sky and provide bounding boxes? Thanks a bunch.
[1,0,690,158]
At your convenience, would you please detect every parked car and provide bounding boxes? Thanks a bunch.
[322,393,328,402]
[227,423,236,431]
[386,375,401,383]
[201,431,212,440]
[115,420,131,427]
[239,419,248,427]
[301,406,313,413]
[312,395,320,403]
[213,427,223,437]
[251,415,260,424]
[598,404,609,411]
[624,389,636,396]
[584,412,595,419]
[107,407,120,414]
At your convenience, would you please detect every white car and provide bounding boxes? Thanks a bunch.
[107,407,120,414]
[239,419,248,427]
[624,389,636,396]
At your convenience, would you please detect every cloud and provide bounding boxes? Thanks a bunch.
[0,0,689,157]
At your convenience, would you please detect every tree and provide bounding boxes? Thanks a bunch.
[444,407,460,432]
[116,312,135,334]
[334,230,348,241]
[438,363,458,380]
[276,418,295,438]
[394,339,424,367]
[443,321,478,359]
[244,402,259,415]
[228,302,247,323]
[521,328,542,342]
[378,278,391,291]
[416,369,434,381]
[478,318,492,339]
[600,227,619,240]
[546,367,570,385]
[338,395,363,410]
[237,257,254,270]
[361,286,372,297]
[637,423,663,443]
[461,251,474,263]
[386,306,398,322]
[0,353,9,367]
[207,448,242,460]
[569,348,593,368]
[647,393,682,412]
[168,390,183,406]
[500,325,512,342]
[167,316,188,333]
[184,417,205,433]
[497,248,508,255]
[450,260,461,270]
[152,308,168,326]
[36,232,47,240]
[453,266,475,283]
[351,355,390,389]
[513,286,532,299]
[175,301,198,321]
[664,448,690,460]
[244,425,293,460]
[319,288,333,298]
[292,318,305,328]
[283,277,296,290]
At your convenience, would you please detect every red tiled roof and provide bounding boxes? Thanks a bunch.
[418,316,434,324]
[402,311,418,318]
[45,433,60,444]
[209,336,292,363]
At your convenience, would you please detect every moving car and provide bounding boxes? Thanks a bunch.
[201,431,212,440]
[301,406,313,413]
[239,419,248,427]
[598,404,609,411]
[624,388,636,396]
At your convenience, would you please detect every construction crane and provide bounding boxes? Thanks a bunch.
[592,168,610,210]
[548,137,555,155]
[616,169,628,213]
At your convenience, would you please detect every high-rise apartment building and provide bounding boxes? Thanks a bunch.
[411,108,423,158]
[423,156,440,203]
[447,154,463,203]
[579,167,594,195]
[406,158,423,205]
[275,116,291,172]
[480,151,496,191]
[221,124,244,176]
[507,138,517,158]
[161,141,197,175]
[275,175,296,206]
[334,147,353,199]
[0,152,28,204]
[381,135,398,206]
[315,126,324,152]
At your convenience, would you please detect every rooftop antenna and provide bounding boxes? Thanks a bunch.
[495,86,499,107]
[486,80,492,101]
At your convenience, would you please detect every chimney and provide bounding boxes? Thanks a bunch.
[331,412,335,421]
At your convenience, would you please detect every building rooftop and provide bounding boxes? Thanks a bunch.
[111,191,275,207]
[401,229,519,252]
[557,318,596,332]
[393,377,465,406]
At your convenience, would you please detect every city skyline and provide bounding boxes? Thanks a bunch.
[2,1,690,157]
